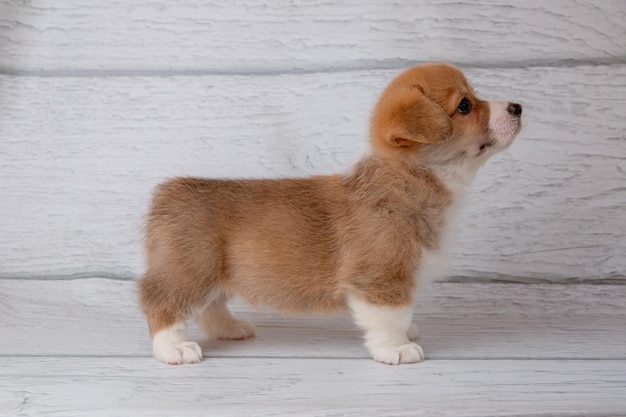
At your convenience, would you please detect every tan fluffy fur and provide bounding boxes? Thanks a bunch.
[138,63,521,360]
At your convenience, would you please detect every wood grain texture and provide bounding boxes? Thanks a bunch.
[2,2,624,415]
[1,357,625,417]
[1,65,625,279]
[2,279,625,416]
[1,279,625,360]
[0,0,624,73]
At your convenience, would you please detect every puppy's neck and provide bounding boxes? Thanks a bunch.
[362,149,478,202]
[343,154,452,209]
[428,162,478,200]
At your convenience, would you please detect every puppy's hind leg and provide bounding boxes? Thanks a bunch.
[194,297,256,341]
[151,320,203,365]
[138,272,203,365]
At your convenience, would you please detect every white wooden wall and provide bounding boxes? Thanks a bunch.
[1,0,625,282]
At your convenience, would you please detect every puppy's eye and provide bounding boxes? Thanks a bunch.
[457,97,472,114]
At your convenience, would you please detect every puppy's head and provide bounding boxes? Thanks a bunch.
[370,63,522,169]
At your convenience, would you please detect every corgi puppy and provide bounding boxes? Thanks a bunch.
[138,63,522,365]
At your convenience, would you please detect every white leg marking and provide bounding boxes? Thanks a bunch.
[347,294,424,365]
[407,322,419,341]
[152,321,202,365]
[194,300,256,340]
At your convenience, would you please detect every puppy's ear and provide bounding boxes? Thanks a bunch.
[381,89,452,147]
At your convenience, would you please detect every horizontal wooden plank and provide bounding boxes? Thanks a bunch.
[1,65,625,279]
[0,0,624,73]
[1,357,625,416]
[1,279,625,360]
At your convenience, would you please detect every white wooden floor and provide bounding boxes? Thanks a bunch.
[1,278,625,416]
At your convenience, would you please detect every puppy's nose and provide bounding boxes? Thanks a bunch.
[507,102,522,117]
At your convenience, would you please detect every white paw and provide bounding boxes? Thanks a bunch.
[407,323,419,341]
[154,341,203,365]
[216,318,256,340]
[371,343,425,365]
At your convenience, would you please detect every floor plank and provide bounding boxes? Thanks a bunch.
[2,279,625,360]
[2,357,625,417]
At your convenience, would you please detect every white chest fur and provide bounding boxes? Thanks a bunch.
[413,164,476,293]
[413,200,461,291]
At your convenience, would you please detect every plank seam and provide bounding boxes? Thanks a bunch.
[2,274,625,284]
[1,57,625,78]
[1,354,625,361]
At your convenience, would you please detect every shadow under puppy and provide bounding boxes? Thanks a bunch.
[138,63,522,365]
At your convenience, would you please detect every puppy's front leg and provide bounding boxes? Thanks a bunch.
[348,294,424,365]
[407,322,419,341]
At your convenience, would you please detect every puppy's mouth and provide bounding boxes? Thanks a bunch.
[478,140,495,152]
[476,138,500,157]
[477,124,520,157]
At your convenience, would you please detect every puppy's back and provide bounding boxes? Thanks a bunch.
[143,176,347,316]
